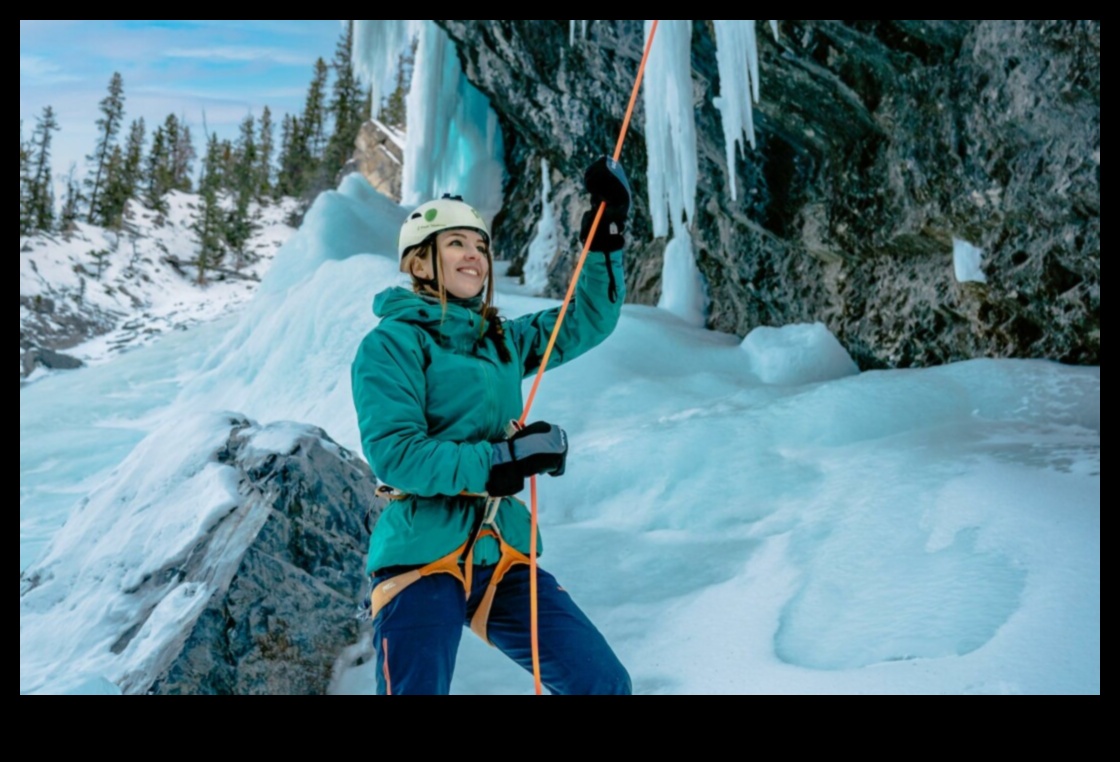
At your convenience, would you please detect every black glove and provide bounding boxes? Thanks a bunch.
[486,421,569,497]
[580,156,631,254]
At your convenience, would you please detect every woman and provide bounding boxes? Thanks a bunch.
[351,157,633,695]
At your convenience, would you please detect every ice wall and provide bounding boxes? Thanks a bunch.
[353,20,506,224]
[401,22,505,223]
[353,20,420,124]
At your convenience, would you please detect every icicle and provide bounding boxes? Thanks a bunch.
[399,22,505,224]
[658,234,709,328]
[569,20,591,45]
[642,19,698,239]
[711,20,774,201]
[352,21,420,124]
[522,159,557,294]
[643,20,706,327]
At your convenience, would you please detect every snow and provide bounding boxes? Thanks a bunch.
[953,237,987,284]
[740,322,860,385]
[21,173,1099,695]
[522,158,558,294]
[371,118,405,152]
[19,191,299,372]
[20,411,250,696]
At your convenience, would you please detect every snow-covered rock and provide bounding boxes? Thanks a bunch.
[20,414,378,695]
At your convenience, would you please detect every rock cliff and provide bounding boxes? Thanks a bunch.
[436,20,1099,368]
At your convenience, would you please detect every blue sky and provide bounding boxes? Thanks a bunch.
[20,20,346,185]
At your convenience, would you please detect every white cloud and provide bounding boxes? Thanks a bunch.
[163,46,312,66]
[19,55,76,82]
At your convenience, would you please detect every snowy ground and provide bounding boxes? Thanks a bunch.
[20,175,1100,695]
[20,191,299,381]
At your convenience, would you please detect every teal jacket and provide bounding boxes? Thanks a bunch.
[351,251,625,574]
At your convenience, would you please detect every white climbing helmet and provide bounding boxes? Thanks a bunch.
[398,194,490,271]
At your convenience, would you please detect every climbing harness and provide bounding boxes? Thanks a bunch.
[364,420,529,638]
[364,489,534,644]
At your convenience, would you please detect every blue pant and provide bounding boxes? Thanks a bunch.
[371,564,631,695]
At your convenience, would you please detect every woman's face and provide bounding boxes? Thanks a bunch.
[434,228,490,299]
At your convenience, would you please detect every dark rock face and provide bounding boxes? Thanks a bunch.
[148,421,378,695]
[437,20,1099,368]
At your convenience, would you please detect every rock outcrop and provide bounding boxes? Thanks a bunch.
[20,417,379,695]
[148,421,377,695]
[437,20,1099,368]
[352,120,405,202]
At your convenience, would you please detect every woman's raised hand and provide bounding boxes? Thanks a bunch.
[580,156,631,253]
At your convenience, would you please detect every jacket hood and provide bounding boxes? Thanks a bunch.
[373,287,485,349]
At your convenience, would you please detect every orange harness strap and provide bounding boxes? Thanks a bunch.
[367,495,528,642]
[468,526,532,645]
[368,537,469,621]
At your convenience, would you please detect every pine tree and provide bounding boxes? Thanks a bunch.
[173,123,196,192]
[85,72,126,224]
[20,119,28,170]
[28,105,60,233]
[99,145,129,229]
[121,118,146,199]
[99,117,146,228]
[163,115,195,192]
[324,21,366,176]
[275,113,304,199]
[145,124,170,212]
[303,58,330,163]
[59,163,82,235]
[256,106,274,199]
[192,133,225,284]
[225,115,258,264]
[20,120,33,236]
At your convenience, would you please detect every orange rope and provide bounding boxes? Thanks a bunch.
[520,20,660,695]
[529,475,542,694]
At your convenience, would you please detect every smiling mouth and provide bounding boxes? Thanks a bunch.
[459,268,481,277]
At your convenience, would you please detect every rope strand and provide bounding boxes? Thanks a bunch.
[521,20,661,695]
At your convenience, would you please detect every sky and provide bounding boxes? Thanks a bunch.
[19,172,1101,695]
[19,19,1099,695]
[20,20,344,186]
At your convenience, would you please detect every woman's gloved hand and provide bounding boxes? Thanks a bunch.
[580,156,631,254]
[486,421,569,497]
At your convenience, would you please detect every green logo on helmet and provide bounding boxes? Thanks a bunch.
[425,209,438,222]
